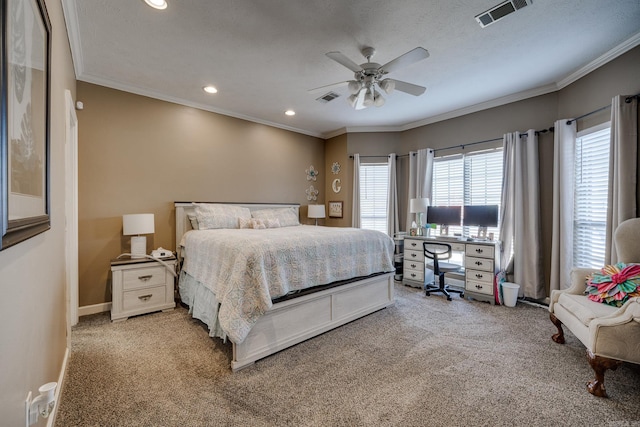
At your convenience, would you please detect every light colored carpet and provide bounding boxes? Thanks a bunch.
[56,284,640,426]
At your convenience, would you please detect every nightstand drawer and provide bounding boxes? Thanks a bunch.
[405,249,423,261]
[466,269,493,283]
[123,286,167,311]
[123,266,167,290]
[466,256,494,272]
[466,280,493,295]
[465,244,494,258]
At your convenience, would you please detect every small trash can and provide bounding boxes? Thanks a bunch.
[501,282,520,307]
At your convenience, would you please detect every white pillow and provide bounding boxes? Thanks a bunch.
[193,203,251,230]
[187,213,199,230]
[251,207,299,227]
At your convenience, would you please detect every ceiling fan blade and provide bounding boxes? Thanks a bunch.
[354,88,366,110]
[389,79,427,96]
[380,47,429,74]
[326,51,363,73]
[308,81,348,94]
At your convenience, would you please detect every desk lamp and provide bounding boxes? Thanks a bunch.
[410,198,429,235]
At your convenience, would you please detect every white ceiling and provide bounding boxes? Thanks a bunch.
[62,0,640,138]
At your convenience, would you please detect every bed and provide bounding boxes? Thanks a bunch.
[175,202,395,371]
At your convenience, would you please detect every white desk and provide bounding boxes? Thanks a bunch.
[402,235,500,304]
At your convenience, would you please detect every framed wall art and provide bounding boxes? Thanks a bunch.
[0,0,52,250]
[328,201,343,218]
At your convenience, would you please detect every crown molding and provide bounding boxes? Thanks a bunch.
[77,75,324,139]
[61,0,83,78]
[556,30,640,90]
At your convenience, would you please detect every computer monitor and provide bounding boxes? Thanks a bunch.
[463,205,499,239]
[426,206,461,236]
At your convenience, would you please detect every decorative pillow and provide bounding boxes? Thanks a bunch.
[238,218,269,229]
[585,263,640,307]
[193,203,251,230]
[251,207,299,227]
[187,213,199,230]
[264,218,281,229]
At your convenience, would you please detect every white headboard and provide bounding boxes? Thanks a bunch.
[174,202,300,249]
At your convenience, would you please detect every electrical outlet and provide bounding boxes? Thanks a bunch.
[25,391,32,427]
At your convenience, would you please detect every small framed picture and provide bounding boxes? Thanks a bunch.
[409,228,418,236]
[328,201,343,218]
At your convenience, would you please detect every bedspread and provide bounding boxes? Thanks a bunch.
[180,225,394,343]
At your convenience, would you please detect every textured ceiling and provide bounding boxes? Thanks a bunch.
[62,0,640,138]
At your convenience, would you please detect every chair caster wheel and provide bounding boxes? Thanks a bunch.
[460,294,465,298]
[425,292,431,296]
[447,296,452,301]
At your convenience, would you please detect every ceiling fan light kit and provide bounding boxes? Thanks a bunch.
[315,46,429,110]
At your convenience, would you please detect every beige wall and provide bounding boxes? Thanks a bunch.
[76,83,324,306]
[0,0,76,424]
[324,134,351,227]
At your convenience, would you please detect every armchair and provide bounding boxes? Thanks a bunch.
[549,217,640,397]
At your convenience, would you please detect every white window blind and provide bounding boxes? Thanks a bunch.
[359,163,389,233]
[432,148,503,238]
[573,125,610,269]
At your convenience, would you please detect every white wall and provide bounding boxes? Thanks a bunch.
[0,0,76,424]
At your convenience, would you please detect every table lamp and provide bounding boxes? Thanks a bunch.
[410,198,429,235]
[123,213,154,258]
[308,204,326,226]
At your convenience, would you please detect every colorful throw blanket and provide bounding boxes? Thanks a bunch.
[585,263,640,307]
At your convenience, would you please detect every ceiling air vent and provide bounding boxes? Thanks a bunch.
[316,92,340,103]
[475,0,532,28]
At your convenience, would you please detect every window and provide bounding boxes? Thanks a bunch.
[432,148,503,238]
[573,124,610,268]
[359,163,389,233]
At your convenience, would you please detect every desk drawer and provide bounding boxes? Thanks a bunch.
[404,259,424,272]
[466,256,494,272]
[404,268,424,282]
[405,249,423,262]
[466,244,494,259]
[123,286,167,311]
[466,269,494,284]
[466,280,493,295]
[123,266,167,290]
[404,239,422,251]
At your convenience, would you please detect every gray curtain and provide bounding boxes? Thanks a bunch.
[501,130,545,299]
[352,153,361,228]
[605,95,638,264]
[387,153,399,236]
[550,119,576,291]
[405,148,433,230]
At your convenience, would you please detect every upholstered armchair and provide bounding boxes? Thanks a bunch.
[549,217,640,397]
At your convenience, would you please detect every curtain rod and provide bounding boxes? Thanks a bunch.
[566,93,640,125]
[349,126,554,159]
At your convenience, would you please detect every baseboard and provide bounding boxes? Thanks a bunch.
[78,302,111,317]
[50,347,69,427]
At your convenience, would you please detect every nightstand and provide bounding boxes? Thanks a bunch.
[110,256,176,322]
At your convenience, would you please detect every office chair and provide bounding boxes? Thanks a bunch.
[423,242,464,301]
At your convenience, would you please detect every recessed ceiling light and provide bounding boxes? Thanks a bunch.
[203,86,218,94]
[285,110,295,116]
[144,0,167,10]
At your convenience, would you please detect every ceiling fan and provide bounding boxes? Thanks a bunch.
[310,46,429,110]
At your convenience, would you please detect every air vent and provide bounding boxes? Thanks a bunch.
[316,92,340,103]
[475,0,532,28]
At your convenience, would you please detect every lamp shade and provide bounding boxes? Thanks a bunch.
[308,205,326,219]
[409,198,429,213]
[123,214,155,235]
